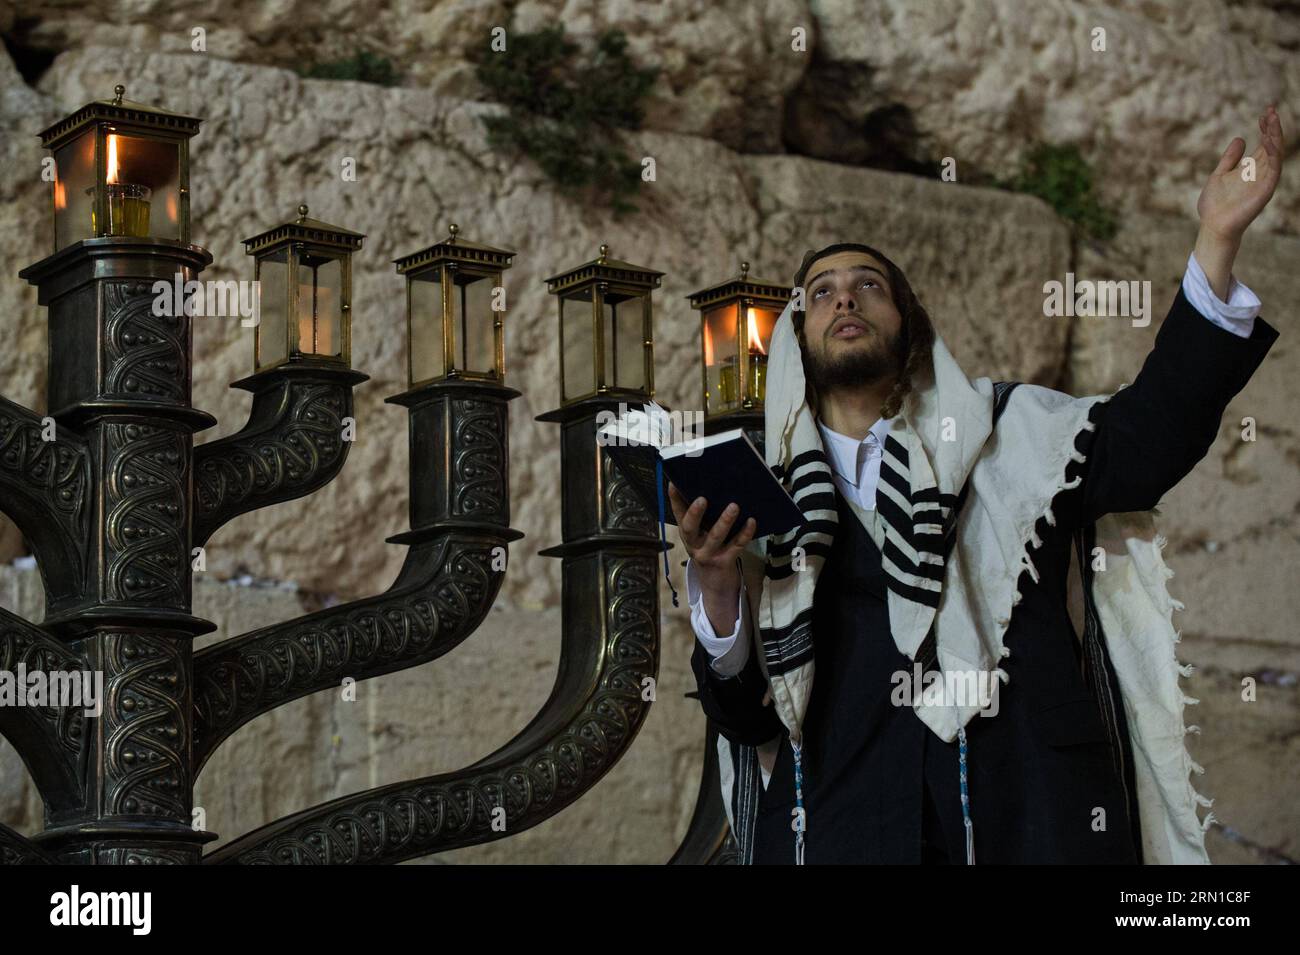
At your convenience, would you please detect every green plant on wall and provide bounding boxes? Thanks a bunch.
[473,26,660,218]
[997,142,1118,242]
[302,50,400,86]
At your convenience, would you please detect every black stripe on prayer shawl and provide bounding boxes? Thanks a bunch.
[790,470,831,495]
[911,487,960,505]
[883,538,947,582]
[764,618,815,673]
[879,460,913,500]
[884,433,909,466]
[793,492,838,514]
[767,521,838,558]
[882,573,943,609]
[786,448,828,471]
[766,547,834,579]
[874,493,916,545]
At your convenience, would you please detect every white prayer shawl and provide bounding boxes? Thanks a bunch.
[715,298,1213,865]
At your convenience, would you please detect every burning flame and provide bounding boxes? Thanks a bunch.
[106,134,120,185]
[702,320,714,366]
[54,177,66,211]
[746,308,767,355]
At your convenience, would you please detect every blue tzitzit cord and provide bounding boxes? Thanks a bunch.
[654,458,679,607]
[791,738,806,865]
[958,725,975,864]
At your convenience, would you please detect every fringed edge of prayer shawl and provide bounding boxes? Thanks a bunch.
[1089,506,1214,864]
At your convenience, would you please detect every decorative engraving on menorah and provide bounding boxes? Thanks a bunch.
[102,422,189,608]
[192,367,361,546]
[0,609,85,799]
[0,398,90,604]
[98,630,189,819]
[601,451,655,534]
[102,280,188,401]
[191,536,499,772]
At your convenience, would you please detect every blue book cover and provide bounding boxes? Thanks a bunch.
[598,407,803,541]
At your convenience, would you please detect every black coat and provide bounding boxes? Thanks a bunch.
[690,285,1279,864]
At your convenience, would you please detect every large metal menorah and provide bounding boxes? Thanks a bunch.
[0,232,681,864]
[0,87,753,866]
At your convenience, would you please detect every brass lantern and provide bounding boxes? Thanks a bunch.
[687,262,788,421]
[545,243,663,405]
[242,204,365,371]
[38,84,200,252]
[394,223,515,386]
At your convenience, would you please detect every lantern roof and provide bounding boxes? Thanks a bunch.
[687,261,790,311]
[38,85,203,151]
[393,223,515,275]
[545,243,664,295]
[242,204,366,256]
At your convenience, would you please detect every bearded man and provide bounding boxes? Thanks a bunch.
[670,106,1285,865]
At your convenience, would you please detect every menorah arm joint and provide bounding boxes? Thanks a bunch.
[0,821,57,865]
[0,606,89,813]
[0,395,92,602]
[192,363,369,547]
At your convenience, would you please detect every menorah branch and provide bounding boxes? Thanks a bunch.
[193,364,368,547]
[0,821,56,865]
[192,531,508,773]
[204,546,658,865]
[0,607,86,812]
[0,395,91,605]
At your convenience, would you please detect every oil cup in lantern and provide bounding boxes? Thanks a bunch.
[688,262,788,420]
[242,204,365,371]
[38,84,199,252]
[394,223,515,387]
[545,244,663,405]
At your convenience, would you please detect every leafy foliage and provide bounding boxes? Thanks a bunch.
[473,26,660,218]
[997,142,1118,242]
[302,50,400,87]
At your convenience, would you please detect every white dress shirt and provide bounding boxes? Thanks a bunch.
[686,253,1261,678]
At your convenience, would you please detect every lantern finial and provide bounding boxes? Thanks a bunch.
[740,261,750,280]
[113,84,125,105]
[448,222,459,243]
[598,244,608,263]
[297,203,309,220]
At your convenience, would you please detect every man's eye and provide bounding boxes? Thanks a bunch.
[862,279,878,289]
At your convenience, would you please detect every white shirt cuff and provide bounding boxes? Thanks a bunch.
[685,558,751,677]
[1183,251,1261,338]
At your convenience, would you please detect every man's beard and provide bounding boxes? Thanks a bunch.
[803,325,905,392]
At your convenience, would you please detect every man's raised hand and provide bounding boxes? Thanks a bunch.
[1197,104,1284,242]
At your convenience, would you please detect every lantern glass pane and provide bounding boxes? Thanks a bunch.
[53,130,96,251]
[601,291,645,392]
[104,134,180,240]
[297,253,343,359]
[744,306,777,404]
[561,289,595,401]
[703,304,740,414]
[409,272,444,384]
[457,273,497,376]
[256,249,289,369]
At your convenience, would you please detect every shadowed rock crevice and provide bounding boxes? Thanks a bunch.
[780,52,938,177]
[1,20,60,86]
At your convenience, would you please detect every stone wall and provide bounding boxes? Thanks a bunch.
[0,1,1296,863]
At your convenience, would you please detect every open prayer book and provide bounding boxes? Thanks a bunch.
[597,401,803,542]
